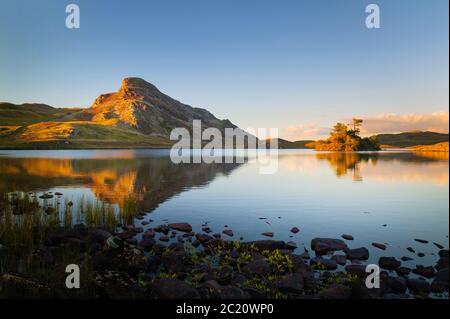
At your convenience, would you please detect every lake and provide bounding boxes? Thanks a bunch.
[0,149,448,275]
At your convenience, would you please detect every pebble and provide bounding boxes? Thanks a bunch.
[372,242,386,250]
[222,229,234,237]
[262,232,274,237]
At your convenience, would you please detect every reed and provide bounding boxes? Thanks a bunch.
[0,191,128,297]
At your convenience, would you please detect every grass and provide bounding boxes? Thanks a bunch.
[0,102,174,149]
[375,131,449,148]
[0,103,81,126]
[0,121,173,149]
[0,191,128,298]
[0,192,120,254]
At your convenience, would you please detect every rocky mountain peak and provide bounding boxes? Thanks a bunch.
[83,77,240,138]
[119,77,160,98]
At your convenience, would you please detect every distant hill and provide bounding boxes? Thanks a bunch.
[0,103,83,126]
[374,131,449,148]
[266,138,315,149]
[413,141,449,152]
[0,78,250,149]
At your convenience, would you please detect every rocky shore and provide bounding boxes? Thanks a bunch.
[0,221,448,299]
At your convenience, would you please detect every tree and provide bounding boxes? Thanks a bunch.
[351,118,363,134]
[314,119,379,152]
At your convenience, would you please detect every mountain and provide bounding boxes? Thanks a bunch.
[0,78,246,149]
[266,138,315,149]
[84,77,238,137]
[374,131,449,148]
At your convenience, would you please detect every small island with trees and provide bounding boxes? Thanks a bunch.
[314,118,381,151]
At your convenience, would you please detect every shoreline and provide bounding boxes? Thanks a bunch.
[1,218,448,299]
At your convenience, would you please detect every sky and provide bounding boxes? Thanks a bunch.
[0,0,448,140]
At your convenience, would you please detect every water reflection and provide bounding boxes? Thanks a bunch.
[312,151,448,183]
[0,156,241,212]
[0,150,448,212]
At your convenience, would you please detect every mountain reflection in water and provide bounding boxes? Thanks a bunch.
[0,149,448,213]
[0,155,241,213]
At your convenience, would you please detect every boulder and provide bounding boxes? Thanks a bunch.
[138,238,155,251]
[378,257,401,270]
[331,255,347,266]
[92,246,147,275]
[371,242,386,250]
[149,279,200,299]
[90,228,113,243]
[412,265,435,278]
[310,257,337,270]
[242,259,271,276]
[431,268,449,293]
[346,247,369,260]
[196,233,213,244]
[94,270,145,299]
[435,256,449,270]
[395,267,411,277]
[168,223,192,233]
[159,235,170,242]
[383,276,407,294]
[162,250,186,273]
[216,265,234,285]
[407,278,431,296]
[153,224,170,234]
[222,229,234,237]
[270,273,304,294]
[143,229,155,239]
[320,284,351,299]
[261,232,274,237]
[311,238,347,254]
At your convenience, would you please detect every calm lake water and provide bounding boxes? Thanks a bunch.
[0,149,448,272]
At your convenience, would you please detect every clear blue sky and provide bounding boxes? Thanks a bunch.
[0,0,448,139]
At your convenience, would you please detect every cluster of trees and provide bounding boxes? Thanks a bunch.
[315,119,380,151]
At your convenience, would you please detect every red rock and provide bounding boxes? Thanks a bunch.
[168,223,192,233]
[222,229,234,237]
[372,242,386,250]
[262,232,274,237]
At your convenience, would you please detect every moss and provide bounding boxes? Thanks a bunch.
[243,276,288,299]
[262,249,294,274]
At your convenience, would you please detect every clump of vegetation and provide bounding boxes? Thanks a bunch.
[243,276,288,299]
[314,271,359,294]
[315,119,380,151]
[0,192,125,298]
[262,249,294,274]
